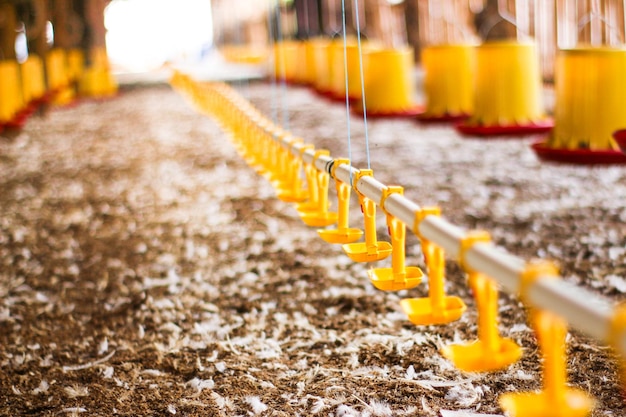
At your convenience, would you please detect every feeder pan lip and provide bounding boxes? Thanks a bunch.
[613,129,626,154]
[531,139,626,165]
[352,105,425,119]
[456,118,554,137]
[329,92,361,103]
[417,112,469,124]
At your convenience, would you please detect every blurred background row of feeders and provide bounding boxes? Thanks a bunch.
[0,0,117,134]
[216,0,626,165]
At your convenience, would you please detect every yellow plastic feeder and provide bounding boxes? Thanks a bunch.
[328,40,364,102]
[533,35,626,161]
[46,48,75,106]
[368,187,422,291]
[303,40,317,85]
[310,38,335,96]
[442,272,522,372]
[79,47,118,98]
[442,231,521,372]
[415,0,478,122]
[354,46,423,118]
[21,55,47,108]
[342,170,392,263]
[0,60,25,129]
[499,310,594,417]
[400,239,466,325]
[420,44,475,122]
[317,159,363,244]
[532,0,626,163]
[456,41,553,136]
[273,40,300,84]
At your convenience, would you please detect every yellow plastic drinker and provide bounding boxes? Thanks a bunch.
[318,159,363,244]
[549,47,626,151]
[400,239,466,325]
[456,41,553,136]
[20,55,46,107]
[0,60,24,127]
[311,38,335,96]
[368,186,422,291]
[355,46,423,118]
[419,44,475,122]
[342,170,392,263]
[297,150,322,214]
[299,150,338,227]
[276,143,309,203]
[270,135,299,190]
[442,231,521,371]
[499,310,594,417]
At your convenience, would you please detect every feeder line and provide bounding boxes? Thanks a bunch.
[171,74,626,361]
[286,138,622,355]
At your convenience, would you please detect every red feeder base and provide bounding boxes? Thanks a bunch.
[531,140,626,165]
[351,104,425,119]
[456,118,554,137]
[613,129,626,154]
[417,112,469,124]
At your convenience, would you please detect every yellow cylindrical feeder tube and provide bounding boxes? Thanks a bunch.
[550,48,626,151]
[0,60,23,124]
[311,38,334,94]
[544,0,626,152]
[361,46,418,114]
[470,41,546,126]
[422,44,475,117]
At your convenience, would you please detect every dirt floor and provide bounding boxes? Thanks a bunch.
[1,80,626,416]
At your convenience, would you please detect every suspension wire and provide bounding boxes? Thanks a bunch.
[234,3,249,99]
[353,0,371,169]
[267,0,279,127]
[341,0,353,181]
[274,2,290,131]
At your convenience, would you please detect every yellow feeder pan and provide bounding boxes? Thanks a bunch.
[456,41,553,136]
[400,240,466,325]
[328,40,364,102]
[274,40,300,83]
[293,41,310,85]
[0,60,25,129]
[221,45,268,65]
[342,170,392,262]
[368,187,422,291]
[67,49,84,83]
[533,47,626,165]
[276,150,308,203]
[499,310,594,417]
[442,272,521,372]
[79,47,118,98]
[46,48,75,106]
[353,46,423,118]
[318,159,363,244]
[418,44,475,123]
[303,40,317,85]
[300,167,338,227]
[311,38,335,97]
[20,55,47,108]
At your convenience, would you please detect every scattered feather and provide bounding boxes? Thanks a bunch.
[245,396,268,414]
[31,380,49,395]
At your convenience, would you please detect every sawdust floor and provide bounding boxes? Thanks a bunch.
[1,82,625,416]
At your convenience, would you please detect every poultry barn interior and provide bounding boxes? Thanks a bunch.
[1,0,626,416]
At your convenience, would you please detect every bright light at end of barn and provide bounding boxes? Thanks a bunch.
[104,0,213,73]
